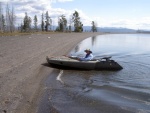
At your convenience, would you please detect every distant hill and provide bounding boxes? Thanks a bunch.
[83,26,137,33]
[38,25,148,33]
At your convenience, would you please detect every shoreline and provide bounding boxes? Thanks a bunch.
[0,32,103,113]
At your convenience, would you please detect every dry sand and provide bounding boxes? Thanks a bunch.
[0,32,103,113]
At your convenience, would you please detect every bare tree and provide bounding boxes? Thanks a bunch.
[9,5,15,32]
[5,3,8,32]
[0,2,2,32]
[5,3,16,32]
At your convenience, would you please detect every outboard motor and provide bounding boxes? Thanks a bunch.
[95,56,123,70]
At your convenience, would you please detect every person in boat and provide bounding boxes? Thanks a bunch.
[78,49,94,61]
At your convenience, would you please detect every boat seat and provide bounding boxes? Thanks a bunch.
[90,59,98,61]
[102,56,112,61]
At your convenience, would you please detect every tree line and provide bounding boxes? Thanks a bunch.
[0,2,97,33]
[0,3,16,33]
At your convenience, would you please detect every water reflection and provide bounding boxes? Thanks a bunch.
[74,44,80,53]
[91,35,97,46]
[69,34,150,58]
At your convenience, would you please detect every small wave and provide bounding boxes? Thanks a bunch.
[122,96,150,106]
[115,51,150,58]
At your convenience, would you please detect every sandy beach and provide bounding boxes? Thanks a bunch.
[0,32,102,113]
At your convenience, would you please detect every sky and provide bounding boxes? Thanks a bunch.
[1,0,150,30]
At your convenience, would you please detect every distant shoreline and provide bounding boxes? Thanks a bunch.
[1,30,150,37]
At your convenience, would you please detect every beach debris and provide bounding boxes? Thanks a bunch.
[48,37,51,39]
[29,37,31,38]
[49,97,51,100]
[56,70,64,84]
[83,87,92,92]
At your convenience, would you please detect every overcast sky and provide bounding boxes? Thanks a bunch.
[1,0,150,30]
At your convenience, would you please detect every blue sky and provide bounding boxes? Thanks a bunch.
[1,0,150,30]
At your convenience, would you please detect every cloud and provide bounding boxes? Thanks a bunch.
[50,0,73,3]
[2,0,52,11]
[1,0,74,20]
[135,17,150,29]
[94,17,150,30]
[58,0,73,2]
[1,0,52,22]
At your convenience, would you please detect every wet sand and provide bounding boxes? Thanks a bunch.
[0,32,102,113]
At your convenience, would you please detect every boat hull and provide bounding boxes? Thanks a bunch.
[46,56,123,70]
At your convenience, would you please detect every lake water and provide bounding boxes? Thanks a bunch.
[39,34,150,113]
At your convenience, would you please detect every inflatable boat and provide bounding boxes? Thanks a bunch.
[46,56,123,70]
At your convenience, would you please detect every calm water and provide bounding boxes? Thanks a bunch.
[39,34,150,113]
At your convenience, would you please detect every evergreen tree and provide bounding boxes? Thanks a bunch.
[57,15,67,32]
[72,10,83,32]
[23,12,32,32]
[45,11,52,31]
[91,21,97,32]
[20,23,23,32]
[34,15,38,31]
[41,13,44,31]
[1,14,5,32]
[61,15,67,32]
[58,18,63,31]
